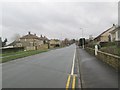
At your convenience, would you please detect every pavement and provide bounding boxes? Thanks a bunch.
[2,44,76,88]
[76,47,118,88]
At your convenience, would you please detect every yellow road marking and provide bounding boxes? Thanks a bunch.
[66,75,71,90]
[72,75,76,90]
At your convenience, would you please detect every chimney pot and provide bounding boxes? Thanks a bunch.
[113,24,115,26]
[28,31,31,35]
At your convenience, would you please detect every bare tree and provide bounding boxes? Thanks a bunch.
[2,38,7,47]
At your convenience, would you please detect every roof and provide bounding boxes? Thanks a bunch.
[20,33,40,39]
[50,39,60,42]
[39,36,48,41]
[8,40,21,46]
[110,26,120,34]
[94,25,116,40]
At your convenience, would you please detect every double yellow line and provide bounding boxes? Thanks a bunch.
[66,75,76,90]
[66,48,76,90]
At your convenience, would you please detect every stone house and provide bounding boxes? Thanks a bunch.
[49,39,61,47]
[8,32,47,50]
[39,35,49,44]
[110,26,120,42]
[20,32,44,50]
[94,24,116,43]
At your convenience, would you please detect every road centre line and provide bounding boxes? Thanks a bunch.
[72,75,76,90]
[66,75,71,89]
[71,48,76,75]
[66,47,76,89]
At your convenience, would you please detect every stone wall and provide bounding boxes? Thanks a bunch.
[85,47,120,71]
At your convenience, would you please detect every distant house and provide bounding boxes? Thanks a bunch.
[94,24,116,43]
[20,32,44,50]
[110,26,120,42]
[49,39,61,47]
[8,32,47,50]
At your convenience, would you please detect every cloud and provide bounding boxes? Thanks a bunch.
[2,2,118,43]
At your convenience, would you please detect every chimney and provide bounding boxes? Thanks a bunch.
[34,34,36,36]
[28,31,31,35]
[113,24,115,26]
[113,24,116,28]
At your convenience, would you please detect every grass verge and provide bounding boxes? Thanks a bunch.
[1,50,48,63]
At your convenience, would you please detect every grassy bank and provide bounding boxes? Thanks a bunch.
[0,45,67,63]
[1,50,48,63]
[100,46,120,56]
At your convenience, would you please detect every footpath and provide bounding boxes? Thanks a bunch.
[76,47,118,88]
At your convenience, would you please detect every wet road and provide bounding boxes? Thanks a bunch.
[77,47,118,88]
[2,45,76,88]
[2,45,118,89]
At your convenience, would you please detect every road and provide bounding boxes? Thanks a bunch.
[77,47,118,88]
[2,44,76,88]
[2,44,118,89]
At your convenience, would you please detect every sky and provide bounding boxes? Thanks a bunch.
[0,0,119,44]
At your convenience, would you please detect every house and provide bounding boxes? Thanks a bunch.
[49,39,61,47]
[94,24,116,43]
[110,26,120,42]
[8,32,46,50]
[39,35,49,44]
[20,32,44,50]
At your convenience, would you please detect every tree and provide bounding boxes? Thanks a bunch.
[2,38,7,47]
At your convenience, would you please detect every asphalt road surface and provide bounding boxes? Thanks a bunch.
[2,45,119,89]
[2,45,76,88]
[77,47,118,88]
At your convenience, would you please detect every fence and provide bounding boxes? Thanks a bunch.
[85,47,120,71]
[1,47,24,53]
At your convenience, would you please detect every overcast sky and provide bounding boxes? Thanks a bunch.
[1,1,118,43]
